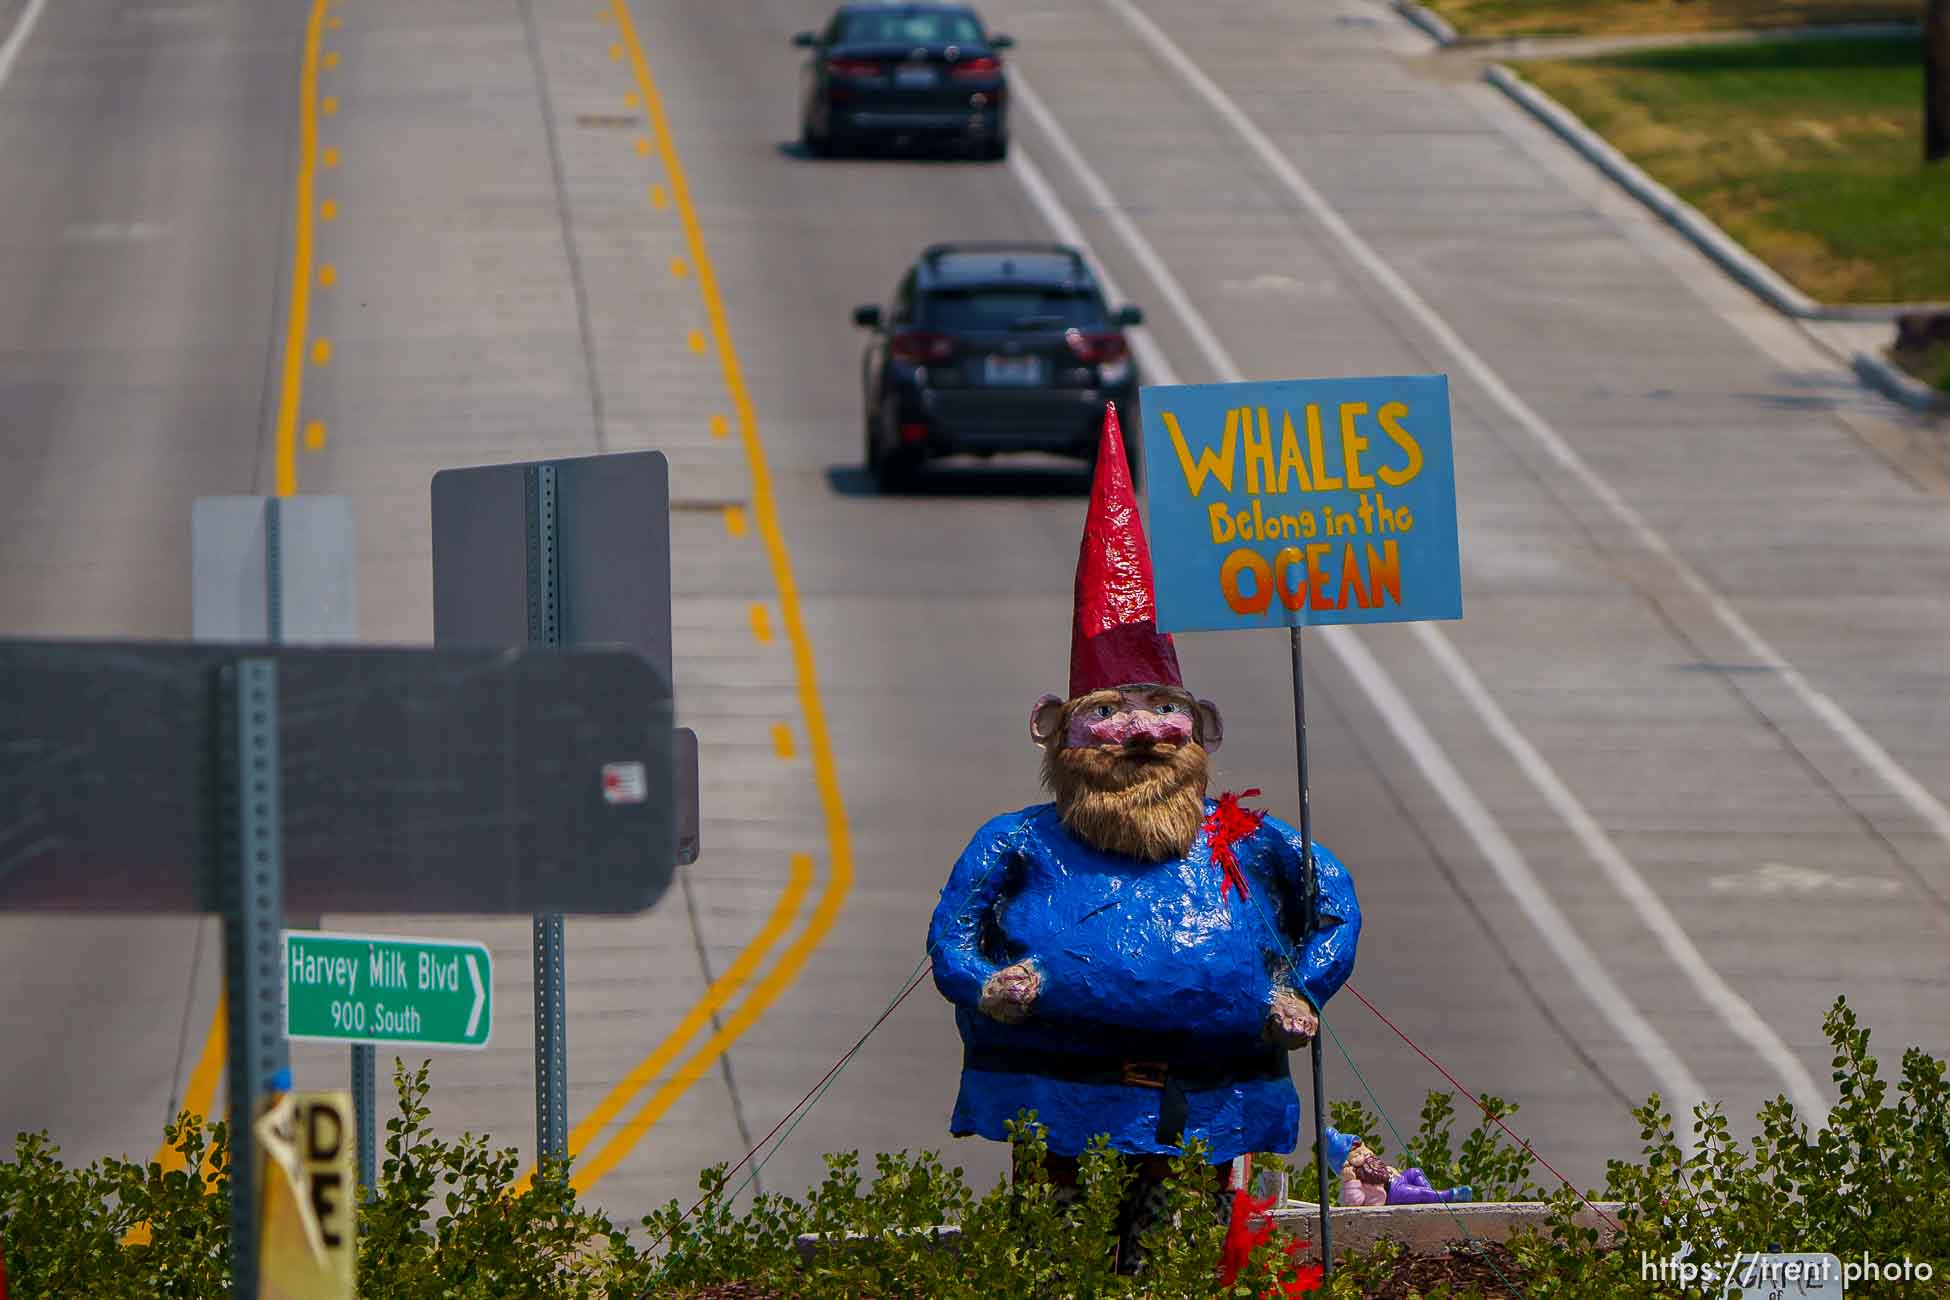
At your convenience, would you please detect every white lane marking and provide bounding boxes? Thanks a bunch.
[1008,74,1710,1121]
[61,221,169,243]
[0,0,51,92]
[1105,0,1950,858]
[1709,863,1904,898]
[1412,623,1830,1120]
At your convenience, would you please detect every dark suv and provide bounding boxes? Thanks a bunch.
[854,242,1144,488]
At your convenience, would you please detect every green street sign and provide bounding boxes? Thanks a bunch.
[284,932,492,1049]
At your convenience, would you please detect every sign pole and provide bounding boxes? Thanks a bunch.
[350,1044,376,1198]
[1289,627,1334,1278]
[526,465,570,1169]
[429,448,695,1167]
[193,494,373,1191]
[221,658,291,1299]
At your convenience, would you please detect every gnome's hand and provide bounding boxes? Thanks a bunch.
[980,961,1042,1024]
[1264,988,1318,1048]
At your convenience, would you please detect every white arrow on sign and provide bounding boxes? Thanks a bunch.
[465,954,486,1039]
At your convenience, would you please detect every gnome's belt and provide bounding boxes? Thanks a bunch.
[963,1044,1288,1145]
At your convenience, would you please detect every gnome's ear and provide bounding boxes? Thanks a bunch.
[1030,694,1067,747]
[1196,698,1224,751]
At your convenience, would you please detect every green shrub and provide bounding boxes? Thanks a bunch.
[1,996,1943,1298]
[1505,996,1950,1299]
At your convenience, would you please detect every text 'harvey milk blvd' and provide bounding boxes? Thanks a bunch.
[285,933,493,1050]
[1140,374,1461,630]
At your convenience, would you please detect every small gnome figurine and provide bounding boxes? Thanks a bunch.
[928,404,1362,1273]
[1326,1127,1473,1207]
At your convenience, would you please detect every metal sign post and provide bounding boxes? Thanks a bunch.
[221,658,289,1299]
[1138,374,1466,1283]
[193,494,378,1197]
[431,449,698,1172]
[1290,629,1334,1275]
[526,464,570,1168]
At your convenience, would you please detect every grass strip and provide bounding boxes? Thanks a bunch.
[1514,36,1950,303]
[1425,0,1921,40]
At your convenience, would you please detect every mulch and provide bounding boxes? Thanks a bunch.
[1350,1242,1530,1298]
[669,1244,1533,1297]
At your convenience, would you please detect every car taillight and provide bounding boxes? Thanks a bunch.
[826,57,883,77]
[1065,331,1129,364]
[951,56,1001,79]
[891,331,955,364]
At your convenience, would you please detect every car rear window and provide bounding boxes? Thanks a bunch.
[921,287,1106,331]
[838,10,985,46]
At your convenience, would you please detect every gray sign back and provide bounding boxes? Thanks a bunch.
[191,496,358,643]
[431,452,672,680]
[0,640,676,915]
[431,451,695,863]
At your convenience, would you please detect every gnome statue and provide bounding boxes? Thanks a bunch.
[928,405,1361,1271]
[1326,1127,1473,1207]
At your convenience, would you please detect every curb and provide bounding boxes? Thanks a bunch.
[1272,1199,1626,1258]
[1486,64,1823,319]
[795,1199,1630,1262]
[1391,0,1458,47]
[1483,64,1948,326]
[1853,351,1950,415]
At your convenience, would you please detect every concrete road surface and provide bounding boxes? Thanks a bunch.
[2,0,1947,1226]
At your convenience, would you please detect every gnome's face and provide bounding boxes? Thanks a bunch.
[1349,1146,1393,1185]
[1030,685,1224,863]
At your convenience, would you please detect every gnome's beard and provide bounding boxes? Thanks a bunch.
[1043,740,1210,863]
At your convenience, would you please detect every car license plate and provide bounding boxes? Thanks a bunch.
[894,62,938,88]
[984,355,1043,386]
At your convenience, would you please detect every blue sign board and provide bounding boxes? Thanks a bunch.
[1138,375,1461,633]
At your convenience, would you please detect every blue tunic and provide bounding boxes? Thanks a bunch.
[927,801,1360,1162]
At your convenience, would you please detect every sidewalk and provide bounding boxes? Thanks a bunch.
[1403,11,1950,419]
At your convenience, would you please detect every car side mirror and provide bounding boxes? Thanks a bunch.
[1114,304,1143,327]
[792,31,817,48]
[990,33,1014,49]
[853,304,883,328]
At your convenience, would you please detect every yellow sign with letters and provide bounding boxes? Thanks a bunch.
[253,1090,356,1299]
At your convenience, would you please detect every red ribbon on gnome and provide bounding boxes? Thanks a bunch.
[1203,788,1268,902]
[1218,1185,1324,1295]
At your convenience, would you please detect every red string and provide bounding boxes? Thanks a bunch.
[1342,980,1623,1236]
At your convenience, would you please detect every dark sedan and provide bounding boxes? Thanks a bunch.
[855,242,1144,489]
[794,4,1012,159]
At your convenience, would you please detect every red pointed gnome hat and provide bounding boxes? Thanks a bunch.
[1069,403,1183,698]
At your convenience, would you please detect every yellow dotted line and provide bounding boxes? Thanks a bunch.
[306,27,343,455]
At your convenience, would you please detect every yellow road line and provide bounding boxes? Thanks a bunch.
[566,0,856,1194]
[126,988,229,1244]
[512,853,815,1193]
[749,602,772,643]
[270,0,331,497]
[140,0,333,1210]
[771,722,795,760]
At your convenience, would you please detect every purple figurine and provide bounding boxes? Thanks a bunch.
[1327,1127,1472,1206]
